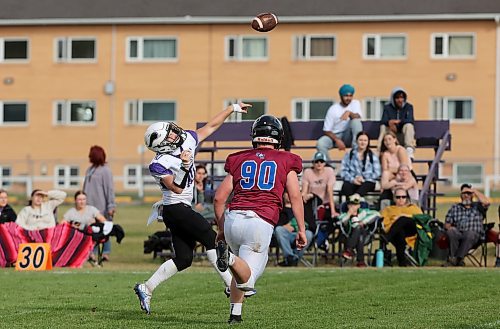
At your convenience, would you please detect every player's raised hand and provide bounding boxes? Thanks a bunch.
[232,102,252,113]
[295,231,308,250]
[180,150,193,168]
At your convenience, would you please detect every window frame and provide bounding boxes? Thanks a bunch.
[225,35,269,61]
[0,166,12,188]
[452,163,484,187]
[53,100,97,126]
[363,33,407,60]
[125,99,177,125]
[0,37,30,62]
[430,97,475,123]
[291,98,335,121]
[54,165,80,189]
[0,101,29,126]
[430,33,476,59]
[126,36,178,62]
[363,97,389,121]
[54,37,97,63]
[224,99,267,122]
[123,164,155,189]
[293,34,337,60]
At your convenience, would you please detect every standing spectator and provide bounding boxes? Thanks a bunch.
[340,131,381,201]
[316,84,363,161]
[0,189,17,223]
[302,151,338,250]
[214,114,306,324]
[380,188,422,266]
[275,192,314,267]
[443,184,490,267]
[83,145,116,262]
[15,189,67,230]
[377,87,415,159]
[192,164,215,222]
[380,164,419,209]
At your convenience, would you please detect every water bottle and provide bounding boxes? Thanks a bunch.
[376,249,384,268]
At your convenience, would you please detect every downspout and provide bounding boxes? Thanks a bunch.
[495,16,500,189]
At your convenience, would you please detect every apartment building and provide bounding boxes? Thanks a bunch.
[0,0,499,195]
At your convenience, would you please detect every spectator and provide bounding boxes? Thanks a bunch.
[316,84,363,160]
[0,189,17,223]
[62,190,106,231]
[192,164,215,222]
[302,151,338,250]
[377,87,415,159]
[338,194,380,267]
[340,131,381,201]
[380,131,412,176]
[380,187,422,266]
[275,192,314,267]
[15,189,67,231]
[83,145,116,262]
[443,184,490,267]
[380,164,419,209]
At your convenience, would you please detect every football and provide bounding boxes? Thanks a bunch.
[251,13,278,32]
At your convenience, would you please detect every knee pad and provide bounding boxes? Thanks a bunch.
[235,275,256,292]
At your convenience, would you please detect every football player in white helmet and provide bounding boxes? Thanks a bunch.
[134,102,251,315]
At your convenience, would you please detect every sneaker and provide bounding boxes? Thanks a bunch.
[134,283,152,315]
[216,240,229,272]
[406,147,414,161]
[224,287,257,298]
[228,314,243,324]
[342,249,354,260]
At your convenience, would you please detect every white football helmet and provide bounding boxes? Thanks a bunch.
[144,122,187,154]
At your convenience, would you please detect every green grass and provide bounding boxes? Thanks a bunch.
[1,203,499,328]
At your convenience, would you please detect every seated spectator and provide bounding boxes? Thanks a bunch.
[302,151,338,249]
[380,188,422,266]
[443,184,490,267]
[340,131,381,202]
[380,131,412,176]
[380,164,419,209]
[15,189,66,231]
[0,189,17,223]
[275,192,314,267]
[377,87,415,160]
[338,194,380,267]
[316,84,362,160]
[62,190,106,230]
[192,164,215,222]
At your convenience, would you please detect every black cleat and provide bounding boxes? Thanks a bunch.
[216,240,229,272]
[224,287,257,298]
[228,314,243,324]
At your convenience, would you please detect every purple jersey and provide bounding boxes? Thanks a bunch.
[224,148,302,226]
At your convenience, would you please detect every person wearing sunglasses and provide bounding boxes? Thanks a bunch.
[443,183,490,267]
[380,187,423,266]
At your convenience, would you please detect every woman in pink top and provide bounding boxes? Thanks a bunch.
[380,131,411,183]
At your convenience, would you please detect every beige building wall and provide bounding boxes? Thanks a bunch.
[0,19,497,194]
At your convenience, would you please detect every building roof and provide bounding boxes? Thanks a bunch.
[1,0,500,25]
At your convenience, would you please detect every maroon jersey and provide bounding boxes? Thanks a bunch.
[224,148,302,226]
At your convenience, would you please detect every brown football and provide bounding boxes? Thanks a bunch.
[251,13,278,32]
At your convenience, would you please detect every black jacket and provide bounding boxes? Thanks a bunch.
[0,204,17,223]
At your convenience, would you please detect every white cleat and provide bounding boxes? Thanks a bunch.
[134,283,152,315]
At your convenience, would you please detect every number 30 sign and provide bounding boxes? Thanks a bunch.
[15,243,53,271]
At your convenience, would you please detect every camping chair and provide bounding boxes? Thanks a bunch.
[311,200,339,267]
[337,201,381,267]
[466,222,495,267]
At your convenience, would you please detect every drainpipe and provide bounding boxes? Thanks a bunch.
[495,16,500,190]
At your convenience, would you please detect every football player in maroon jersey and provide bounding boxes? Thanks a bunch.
[214,115,307,324]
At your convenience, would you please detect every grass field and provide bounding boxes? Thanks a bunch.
[2,204,499,329]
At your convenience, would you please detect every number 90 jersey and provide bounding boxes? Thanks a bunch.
[224,148,302,226]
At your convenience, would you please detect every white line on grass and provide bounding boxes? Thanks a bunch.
[470,320,500,328]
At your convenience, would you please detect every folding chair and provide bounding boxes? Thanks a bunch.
[466,222,495,267]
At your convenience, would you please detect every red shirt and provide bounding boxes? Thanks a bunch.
[224,148,302,226]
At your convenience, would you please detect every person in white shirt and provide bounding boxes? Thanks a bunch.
[316,84,363,161]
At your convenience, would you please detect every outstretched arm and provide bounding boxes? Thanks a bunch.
[196,103,251,143]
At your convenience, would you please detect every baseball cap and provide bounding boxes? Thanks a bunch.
[460,183,473,192]
[312,151,326,162]
[348,193,362,205]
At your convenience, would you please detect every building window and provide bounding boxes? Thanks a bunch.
[0,102,28,124]
[226,36,268,61]
[54,165,80,188]
[293,35,336,60]
[54,100,96,125]
[55,37,96,62]
[364,34,407,59]
[126,100,176,124]
[1,38,29,61]
[431,97,473,122]
[363,98,389,121]
[127,37,177,61]
[292,99,334,121]
[224,99,266,122]
[431,33,475,58]
[453,163,483,186]
[124,165,155,188]
[0,166,12,188]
